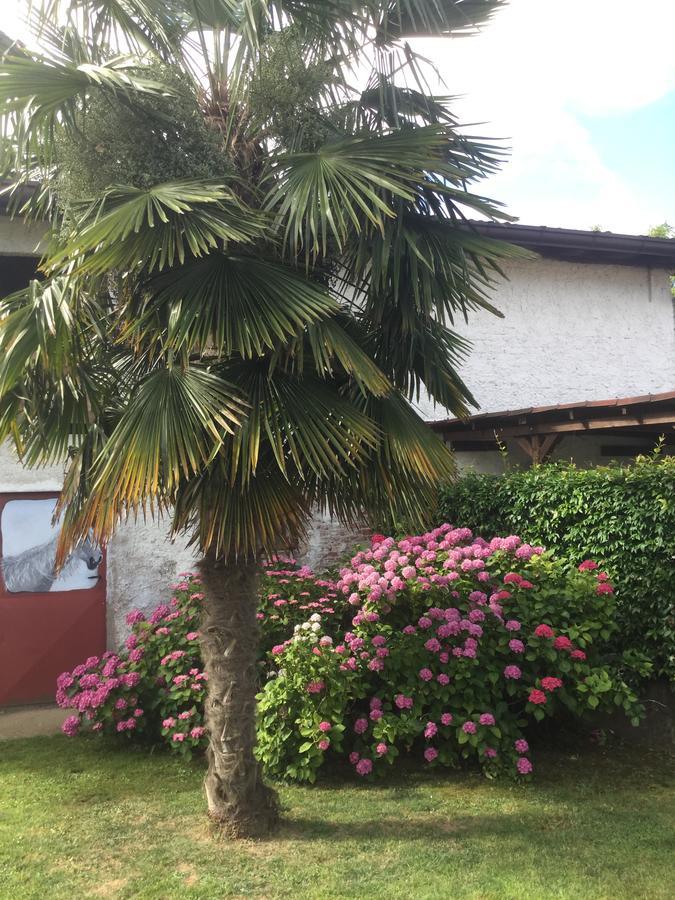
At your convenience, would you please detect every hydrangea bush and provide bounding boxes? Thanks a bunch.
[59,529,647,780]
[57,559,344,755]
[256,527,647,782]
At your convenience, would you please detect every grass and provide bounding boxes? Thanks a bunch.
[0,735,673,899]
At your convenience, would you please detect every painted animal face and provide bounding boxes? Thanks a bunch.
[72,536,102,571]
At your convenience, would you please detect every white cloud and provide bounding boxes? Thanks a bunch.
[412,0,675,232]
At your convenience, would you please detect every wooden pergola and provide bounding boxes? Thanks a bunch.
[429,391,675,464]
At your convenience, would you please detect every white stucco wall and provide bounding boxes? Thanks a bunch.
[0,215,48,257]
[415,258,675,420]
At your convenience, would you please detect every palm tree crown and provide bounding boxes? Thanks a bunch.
[0,0,517,561]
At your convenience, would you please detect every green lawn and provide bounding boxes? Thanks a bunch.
[0,735,673,899]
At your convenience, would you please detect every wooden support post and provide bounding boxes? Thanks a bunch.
[514,433,561,465]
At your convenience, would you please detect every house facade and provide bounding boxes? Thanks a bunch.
[417,223,675,471]
[1,213,674,704]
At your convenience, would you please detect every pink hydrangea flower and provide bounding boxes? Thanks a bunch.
[504,665,521,680]
[508,639,525,654]
[418,668,433,682]
[514,739,529,754]
[306,680,325,694]
[505,620,521,632]
[395,694,413,710]
[61,715,80,737]
[517,757,533,774]
[319,721,332,732]
[354,717,368,734]
[541,677,563,691]
[553,636,573,651]
[483,748,497,759]
[528,689,547,705]
[424,721,438,739]
[534,624,555,639]
[349,752,360,765]
[462,721,477,734]
[376,742,388,756]
[318,739,330,751]
[440,712,453,726]
[424,747,438,762]
[356,758,373,776]
[571,649,587,661]
[479,713,495,726]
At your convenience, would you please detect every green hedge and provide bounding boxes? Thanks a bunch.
[439,455,675,679]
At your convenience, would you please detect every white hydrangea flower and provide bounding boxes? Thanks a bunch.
[310,613,322,623]
[311,621,321,632]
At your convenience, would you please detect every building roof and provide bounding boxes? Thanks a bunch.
[469,221,675,268]
[429,390,675,441]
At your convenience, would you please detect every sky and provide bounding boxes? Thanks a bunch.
[2,0,674,235]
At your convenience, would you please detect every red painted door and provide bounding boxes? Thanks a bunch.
[0,492,106,706]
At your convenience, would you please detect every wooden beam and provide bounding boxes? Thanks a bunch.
[514,433,562,465]
[435,412,675,442]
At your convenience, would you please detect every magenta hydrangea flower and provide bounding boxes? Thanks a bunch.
[462,721,477,734]
[418,668,433,682]
[517,757,533,774]
[356,758,373,776]
[514,739,529,754]
[424,747,438,762]
[505,620,521,631]
[534,624,555,639]
[354,717,368,734]
[440,712,453,726]
[479,713,495,726]
[61,715,80,737]
[483,748,497,759]
[504,665,522,680]
[376,742,388,756]
[508,639,525,654]
[349,752,360,765]
[424,721,438,739]
[395,694,413,710]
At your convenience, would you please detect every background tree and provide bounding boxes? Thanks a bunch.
[0,0,518,837]
[647,223,675,295]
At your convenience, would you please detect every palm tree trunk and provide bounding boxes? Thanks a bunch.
[197,552,279,838]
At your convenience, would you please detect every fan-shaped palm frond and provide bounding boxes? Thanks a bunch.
[378,0,506,39]
[225,364,380,482]
[49,181,266,274]
[0,49,172,150]
[266,125,465,258]
[174,451,310,559]
[126,253,339,356]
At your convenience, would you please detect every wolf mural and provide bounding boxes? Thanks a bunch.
[1,534,102,593]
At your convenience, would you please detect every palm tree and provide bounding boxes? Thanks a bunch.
[0,0,517,837]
